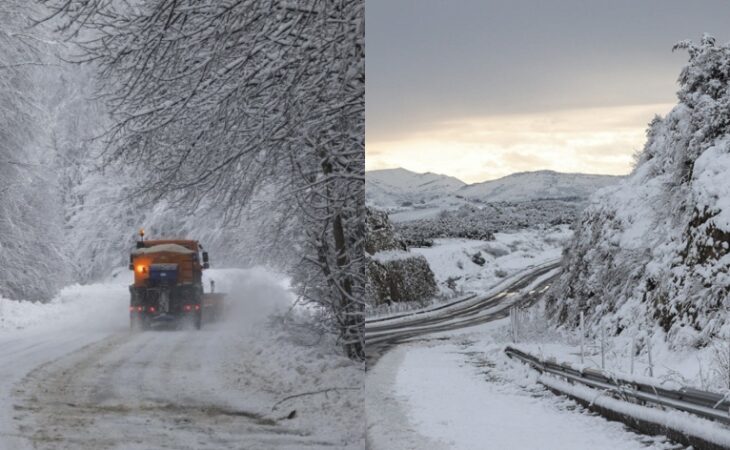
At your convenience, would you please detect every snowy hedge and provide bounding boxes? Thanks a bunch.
[365,208,437,305]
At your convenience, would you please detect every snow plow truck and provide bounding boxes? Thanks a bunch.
[128,230,224,330]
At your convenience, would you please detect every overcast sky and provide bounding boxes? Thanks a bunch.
[366,0,730,183]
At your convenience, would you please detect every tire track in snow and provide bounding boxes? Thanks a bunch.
[11,328,339,449]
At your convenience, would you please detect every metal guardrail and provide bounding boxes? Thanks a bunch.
[505,346,730,425]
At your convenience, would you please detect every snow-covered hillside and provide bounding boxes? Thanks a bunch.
[366,168,466,209]
[548,36,730,350]
[366,168,620,222]
[457,170,620,202]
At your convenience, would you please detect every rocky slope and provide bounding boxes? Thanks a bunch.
[548,36,730,348]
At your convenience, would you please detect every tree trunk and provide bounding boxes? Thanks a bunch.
[322,158,364,360]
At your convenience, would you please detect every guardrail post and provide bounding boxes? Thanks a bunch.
[601,325,606,370]
[510,306,516,343]
[647,334,654,377]
[630,337,635,375]
[579,311,584,365]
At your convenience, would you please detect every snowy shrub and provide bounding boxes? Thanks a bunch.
[445,276,461,292]
[365,255,437,305]
[710,341,730,391]
[471,252,486,266]
[364,207,437,306]
[365,208,407,254]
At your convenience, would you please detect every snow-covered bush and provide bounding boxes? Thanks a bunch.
[548,35,730,350]
[366,254,437,306]
[365,208,407,254]
[471,252,486,266]
[365,208,437,305]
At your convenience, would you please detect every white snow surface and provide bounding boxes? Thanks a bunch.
[371,249,414,263]
[412,226,571,296]
[0,267,363,449]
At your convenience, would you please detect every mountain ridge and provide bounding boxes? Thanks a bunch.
[366,167,622,212]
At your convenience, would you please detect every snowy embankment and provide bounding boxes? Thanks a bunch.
[0,267,363,449]
[511,329,730,395]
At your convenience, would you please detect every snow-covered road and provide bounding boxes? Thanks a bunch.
[0,268,364,449]
[365,265,680,449]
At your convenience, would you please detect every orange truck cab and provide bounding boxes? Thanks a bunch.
[129,231,220,330]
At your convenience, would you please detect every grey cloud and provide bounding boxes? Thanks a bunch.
[366,0,730,143]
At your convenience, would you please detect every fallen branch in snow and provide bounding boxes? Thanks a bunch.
[271,387,360,410]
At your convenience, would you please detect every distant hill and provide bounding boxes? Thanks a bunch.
[365,167,622,221]
[457,170,620,203]
[366,168,466,209]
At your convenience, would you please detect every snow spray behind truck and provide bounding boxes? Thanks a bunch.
[129,229,224,330]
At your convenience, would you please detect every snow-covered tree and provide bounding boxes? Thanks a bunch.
[41,0,365,359]
[0,1,78,300]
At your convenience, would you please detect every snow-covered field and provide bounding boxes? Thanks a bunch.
[366,318,682,450]
[412,226,571,296]
[0,267,363,449]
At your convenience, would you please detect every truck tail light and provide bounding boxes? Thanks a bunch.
[184,305,192,312]
[137,306,144,312]
[194,304,201,311]
[148,306,156,313]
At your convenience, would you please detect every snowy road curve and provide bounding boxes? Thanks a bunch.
[365,262,561,363]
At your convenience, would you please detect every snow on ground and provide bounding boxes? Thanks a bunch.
[511,316,730,394]
[367,318,681,450]
[0,267,363,449]
[411,226,571,296]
